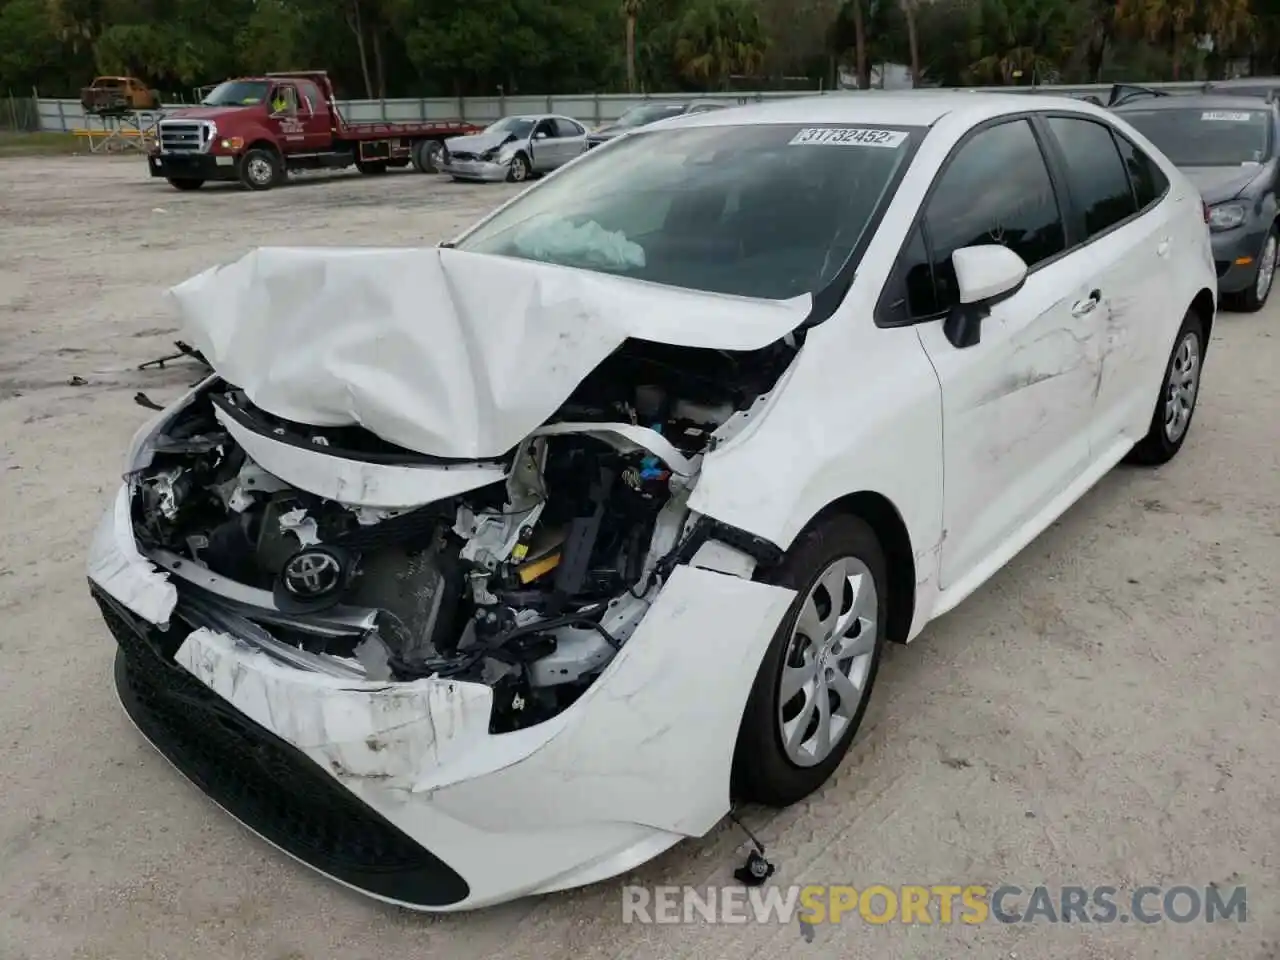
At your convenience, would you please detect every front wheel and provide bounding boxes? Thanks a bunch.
[506,152,530,183]
[1229,224,1278,313]
[238,148,282,191]
[167,178,204,191]
[1125,308,1205,466]
[732,513,888,807]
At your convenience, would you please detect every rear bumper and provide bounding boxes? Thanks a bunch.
[148,152,239,182]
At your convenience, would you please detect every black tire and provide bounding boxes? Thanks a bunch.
[167,179,204,191]
[506,152,531,183]
[1226,223,1278,313]
[238,147,282,191]
[732,513,889,807]
[1125,307,1206,466]
[412,139,442,174]
[355,160,388,176]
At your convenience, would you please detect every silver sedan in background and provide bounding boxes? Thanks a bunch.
[586,99,731,149]
[440,114,589,183]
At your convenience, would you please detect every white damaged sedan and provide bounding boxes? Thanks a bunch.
[88,92,1216,911]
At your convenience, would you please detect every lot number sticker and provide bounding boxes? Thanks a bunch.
[1202,111,1253,122]
[789,127,908,147]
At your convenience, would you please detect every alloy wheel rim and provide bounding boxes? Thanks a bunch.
[1257,235,1277,302]
[1164,331,1201,443]
[511,158,527,181]
[776,556,877,768]
[248,157,272,185]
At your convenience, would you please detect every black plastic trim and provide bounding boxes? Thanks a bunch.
[672,516,785,570]
[211,390,510,470]
[93,584,472,909]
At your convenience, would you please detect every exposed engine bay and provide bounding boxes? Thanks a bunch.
[130,338,797,734]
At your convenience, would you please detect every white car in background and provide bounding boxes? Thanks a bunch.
[440,113,588,182]
[89,91,1215,912]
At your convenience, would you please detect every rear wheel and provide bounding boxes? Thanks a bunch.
[238,148,282,191]
[167,179,204,191]
[1126,308,1205,466]
[355,160,388,176]
[732,513,888,807]
[411,140,442,173]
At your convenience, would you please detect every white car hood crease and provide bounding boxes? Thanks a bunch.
[170,246,812,461]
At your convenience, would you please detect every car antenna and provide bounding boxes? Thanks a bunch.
[728,806,776,886]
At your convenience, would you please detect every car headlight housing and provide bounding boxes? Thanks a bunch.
[1208,202,1247,232]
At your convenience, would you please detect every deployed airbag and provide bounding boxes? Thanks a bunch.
[170,247,811,460]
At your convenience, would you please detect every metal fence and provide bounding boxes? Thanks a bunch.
[30,81,1212,134]
[2,93,40,132]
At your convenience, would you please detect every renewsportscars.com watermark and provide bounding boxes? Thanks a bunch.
[622,884,1247,926]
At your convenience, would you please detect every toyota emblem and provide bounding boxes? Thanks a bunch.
[281,549,343,598]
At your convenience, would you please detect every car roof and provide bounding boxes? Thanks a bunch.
[1115,93,1273,111]
[662,90,1116,130]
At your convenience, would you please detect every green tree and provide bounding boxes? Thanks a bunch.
[673,0,768,88]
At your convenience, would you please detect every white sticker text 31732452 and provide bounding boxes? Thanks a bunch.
[788,127,909,148]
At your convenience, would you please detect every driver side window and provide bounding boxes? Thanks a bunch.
[534,119,556,139]
[898,118,1066,320]
[271,85,299,116]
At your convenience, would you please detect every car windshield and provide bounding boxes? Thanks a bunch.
[616,104,687,128]
[1121,107,1270,166]
[455,123,916,300]
[486,117,536,139]
[201,80,270,107]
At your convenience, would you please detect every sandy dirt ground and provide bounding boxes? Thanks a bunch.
[0,156,1277,960]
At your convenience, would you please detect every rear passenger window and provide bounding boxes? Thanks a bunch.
[1114,134,1169,210]
[554,118,583,137]
[923,119,1066,312]
[1046,116,1138,236]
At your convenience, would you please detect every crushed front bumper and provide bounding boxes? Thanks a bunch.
[88,485,795,910]
[440,157,510,182]
[148,151,239,182]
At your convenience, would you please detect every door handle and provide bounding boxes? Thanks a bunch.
[1157,238,1171,258]
[1071,289,1102,317]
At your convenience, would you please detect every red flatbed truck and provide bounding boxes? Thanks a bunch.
[146,70,483,191]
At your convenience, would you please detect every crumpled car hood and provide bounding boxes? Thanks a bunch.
[445,131,516,153]
[169,246,811,461]
[1181,164,1264,204]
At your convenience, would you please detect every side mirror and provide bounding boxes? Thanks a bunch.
[942,245,1028,349]
[534,131,549,140]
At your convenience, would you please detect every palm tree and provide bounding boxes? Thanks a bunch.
[674,0,767,90]
[1116,0,1249,79]
[623,0,642,92]
[853,0,868,88]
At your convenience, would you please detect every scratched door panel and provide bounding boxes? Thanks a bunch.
[916,261,1097,591]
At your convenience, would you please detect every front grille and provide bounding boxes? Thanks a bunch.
[448,151,477,161]
[94,585,470,908]
[159,121,210,154]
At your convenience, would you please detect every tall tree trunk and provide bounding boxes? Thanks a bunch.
[1170,28,1181,80]
[625,14,637,92]
[901,0,921,87]
[346,0,374,99]
[853,0,868,89]
[373,28,386,99]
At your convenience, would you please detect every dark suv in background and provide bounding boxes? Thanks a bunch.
[1116,92,1280,311]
